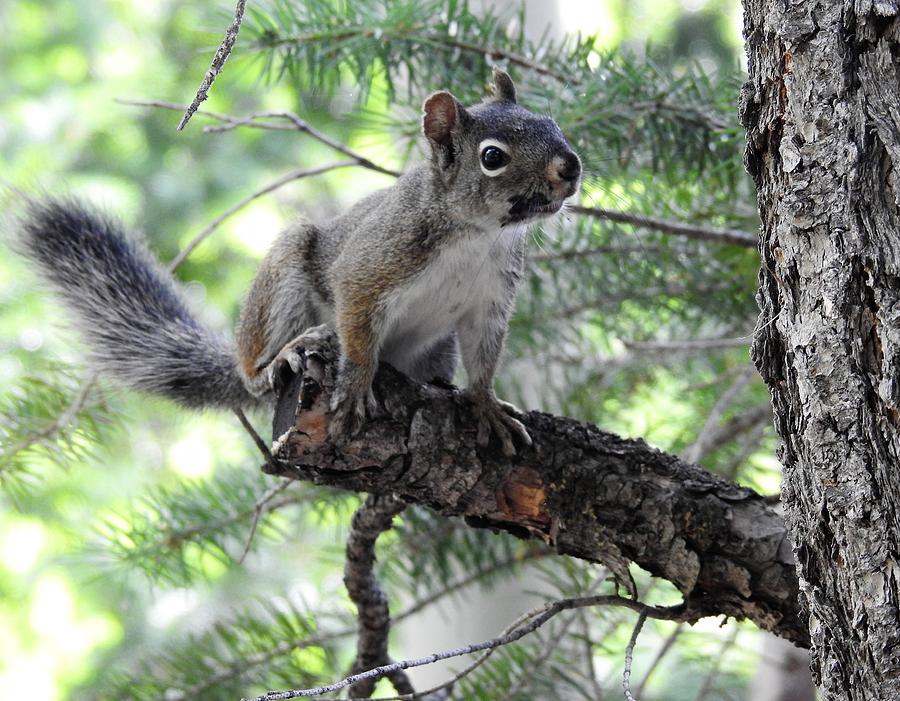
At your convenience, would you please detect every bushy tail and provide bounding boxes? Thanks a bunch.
[19,198,256,410]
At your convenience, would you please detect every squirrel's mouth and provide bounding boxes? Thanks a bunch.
[504,193,566,223]
[532,199,565,216]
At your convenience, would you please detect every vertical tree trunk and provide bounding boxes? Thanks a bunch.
[740,2,900,699]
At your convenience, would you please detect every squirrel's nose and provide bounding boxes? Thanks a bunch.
[557,151,581,182]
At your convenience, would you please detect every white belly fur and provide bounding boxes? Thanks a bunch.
[379,226,524,373]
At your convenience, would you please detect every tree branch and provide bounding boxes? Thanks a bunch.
[167,161,357,271]
[266,333,808,648]
[344,494,413,698]
[177,0,246,131]
[569,205,758,248]
[244,594,692,701]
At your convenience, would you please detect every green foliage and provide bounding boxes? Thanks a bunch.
[92,469,309,587]
[82,597,350,701]
[0,363,117,499]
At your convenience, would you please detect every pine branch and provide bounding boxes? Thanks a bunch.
[0,363,117,495]
[94,467,310,585]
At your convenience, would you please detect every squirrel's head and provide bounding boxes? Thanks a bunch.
[422,67,581,228]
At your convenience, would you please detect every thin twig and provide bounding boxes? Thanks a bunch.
[692,627,738,701]
[682,365,757,464]
[237,477,293,565]
[233,408,275,463]
[623,612,647,701]
[242,596,693,701]
[570,205,758,248]
[529,243,663,262]
[722,419,770,481]
[691,402,773,463]
[119,100,402,178]
[201,111,402,178]
[578,609,604,699]
[499,574,608,701]
[178,0,247,131]
[623,337,750,353]
[635,623,683,697]
[168,161,357,270]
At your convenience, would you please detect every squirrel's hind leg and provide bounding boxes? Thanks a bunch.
[407,333,459,386]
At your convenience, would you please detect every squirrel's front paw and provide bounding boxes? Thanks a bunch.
[328,384,377,441]
[266,324,335,391]
[464,390,532,457]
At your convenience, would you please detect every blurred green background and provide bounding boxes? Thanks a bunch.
[0,1,800,699]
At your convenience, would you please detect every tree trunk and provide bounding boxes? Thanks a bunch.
[740,2,900,698]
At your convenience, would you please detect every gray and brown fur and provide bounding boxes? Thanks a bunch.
[18,68,581,455]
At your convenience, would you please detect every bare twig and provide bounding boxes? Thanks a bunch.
[683,365,757,464]
[693,402,773,462]
[635,623,683,697]
[570,205,758,248]
[623,337,750,353]
[233,408,276,463]
[237,477,293,565]
[201,111,402,178]
[242,596,693,701]
[578,609,604,699]
[168,161,357,270]
[623,612,648,701]
[344,494,412,698]
[529,243,662,262]
[177,0,247,131]
[500,574,607,700]
[692,627,738,701]
[722,419,770,481]
[119,100,402,178]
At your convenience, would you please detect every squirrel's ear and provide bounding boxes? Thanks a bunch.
[423,91,467,168]
[489,67,517,104]
[423,91,465,146]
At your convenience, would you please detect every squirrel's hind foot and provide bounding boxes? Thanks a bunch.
[464,389,532,457]
[328,384,377,440]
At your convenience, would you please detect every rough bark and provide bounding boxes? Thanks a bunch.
[740,2,900,698]
[267,337,808,646]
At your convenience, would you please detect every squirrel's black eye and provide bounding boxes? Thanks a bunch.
[480,145,509,171]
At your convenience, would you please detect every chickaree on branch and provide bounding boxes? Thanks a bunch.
[16,66,806,678]
[19,68,578,458]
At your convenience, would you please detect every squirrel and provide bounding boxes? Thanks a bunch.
[18,68,581,456]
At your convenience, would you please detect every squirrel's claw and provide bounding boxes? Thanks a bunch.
[265,324,335,392]
[466,391,532,457]
[328,384,377,441]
